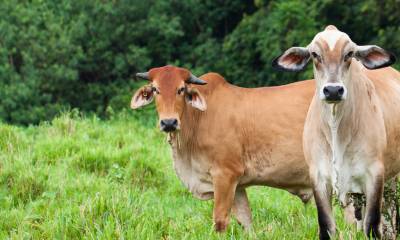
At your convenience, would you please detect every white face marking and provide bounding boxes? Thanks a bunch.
[309,28,354,104]
[311,30,350,51]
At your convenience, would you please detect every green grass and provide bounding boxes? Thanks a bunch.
[0,111,367,239]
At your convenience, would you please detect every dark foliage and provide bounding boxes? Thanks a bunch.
[0,0,399,124]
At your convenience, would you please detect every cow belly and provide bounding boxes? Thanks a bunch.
[240,149,309,188]
[172,153,214,200]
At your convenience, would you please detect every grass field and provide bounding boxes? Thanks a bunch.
[0,110,368,239]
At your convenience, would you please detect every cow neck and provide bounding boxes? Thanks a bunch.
[168,103,202,153]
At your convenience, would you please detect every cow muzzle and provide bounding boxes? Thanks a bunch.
[160,118,179,132]
[321,83,346,103]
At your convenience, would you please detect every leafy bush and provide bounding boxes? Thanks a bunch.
[0,0,399,124]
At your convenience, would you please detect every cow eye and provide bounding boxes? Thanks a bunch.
[344,51,354,61]
[311,52,321,62]
[152,87,159,94]
[177,87,185,95]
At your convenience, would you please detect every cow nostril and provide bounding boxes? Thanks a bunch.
[323,87,330,97]
[172,119,178,126]
[338,87,344,96]
[160,120,166,127]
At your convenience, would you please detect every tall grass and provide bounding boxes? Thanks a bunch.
[0,111,366,239]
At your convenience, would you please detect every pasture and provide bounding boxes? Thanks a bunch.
[0,110,367,239]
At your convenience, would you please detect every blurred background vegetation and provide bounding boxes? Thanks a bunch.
[0,0,399,125]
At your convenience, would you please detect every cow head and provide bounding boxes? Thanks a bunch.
[131,66,207,132]
[273,25,396,103]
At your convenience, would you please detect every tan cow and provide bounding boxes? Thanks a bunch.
[273,25,398,239]
[131,65,314,231]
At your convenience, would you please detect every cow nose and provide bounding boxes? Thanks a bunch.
[323,85,345,102]
[160,118,178,132]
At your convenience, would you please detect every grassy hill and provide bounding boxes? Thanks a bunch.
[0,111,366,239]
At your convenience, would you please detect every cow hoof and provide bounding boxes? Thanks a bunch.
[240,222,252,231]
[214,219,228,232]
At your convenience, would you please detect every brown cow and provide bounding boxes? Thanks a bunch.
[272,26,399,239]
[131,65,315,231]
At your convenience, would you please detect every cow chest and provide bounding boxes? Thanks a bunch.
[170,145,214,200]
[328,143,368,205]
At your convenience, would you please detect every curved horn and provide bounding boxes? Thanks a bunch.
[186,74,207,85]
[136,72,150,80]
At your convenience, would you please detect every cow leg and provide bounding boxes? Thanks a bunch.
[343,203,356,224]
[352,193,365,230]
[364,167,384,239]
[343,195,365,231]
[232,188,252,230]
[381,177,398,240]
[212,172,239,232]
[354,200,364,231]
[313,181,335,240]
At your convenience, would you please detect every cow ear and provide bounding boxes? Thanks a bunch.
[131,85,154,109]
[355,45,396,69]
[185,88,206,111]
[272,47,310,72]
